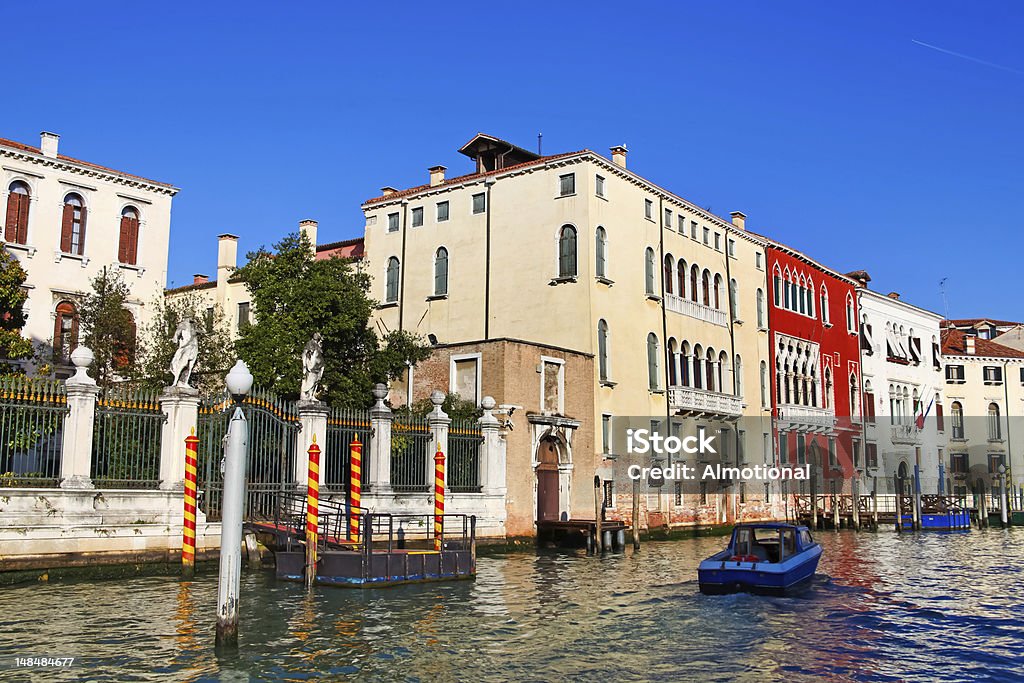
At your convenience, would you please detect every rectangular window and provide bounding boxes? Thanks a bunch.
[983,366,1003,385]
[411,207,424,227]
[951,452,968,474]
[737,430,746,464]
[796,435,806,465]
[945,365,965,383]
[702,227,710,245]
[779,431,790,462]
[559,174,575,197]
[1020,367,1024,384]
[714,232,721,251]
[828,437,837,468]
[690,221,698,240]
[387,212,400,232]
[728,239,736,257]
[755,252,763,269]
[595,175,605,197]
[602,414,612,454]
[866,442,878,468]
[472,193,486,214]
[673,481,683,506]
[543,359,564,413]
[664,208,672,227]
[644,199,654,219]
[678,215,685,234]
[237,302,250,332]
[988,453,1005,474]
[451,356,480,404]
[603,480,614,508]
[936,402,945,432]
[436,201,449,222]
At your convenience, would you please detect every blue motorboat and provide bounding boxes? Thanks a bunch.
[698,523,822,595]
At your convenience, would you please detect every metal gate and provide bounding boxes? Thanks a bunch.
[325,407,371,494]
[197,387,299,521]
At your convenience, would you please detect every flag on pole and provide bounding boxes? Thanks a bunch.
[916,393,935,430]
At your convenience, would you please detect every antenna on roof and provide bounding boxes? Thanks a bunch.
[939,277,949,321]
[537,132,542,155]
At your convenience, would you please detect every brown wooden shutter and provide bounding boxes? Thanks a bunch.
[118,216,130,263]
[60,203,74,252]
[16,194,28,244]
[4,194,18,242]
[77,206,87,255]
[128,217,139,265]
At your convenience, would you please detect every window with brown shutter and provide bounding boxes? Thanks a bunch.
[53,301,79,363]
[118,207,139,265]
[5,181,30,245]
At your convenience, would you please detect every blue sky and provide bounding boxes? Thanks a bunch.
[5,1,1021,319]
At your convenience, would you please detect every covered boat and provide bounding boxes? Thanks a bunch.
[698,523,822,595]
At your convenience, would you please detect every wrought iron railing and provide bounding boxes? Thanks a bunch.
[449,420,483,493]
[91,386,165,489]
[392,416,430,492]
[0,377,68,488]
[325,407,372,493]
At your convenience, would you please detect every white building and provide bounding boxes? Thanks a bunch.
[853,272,945,495]
[0,132,177,372]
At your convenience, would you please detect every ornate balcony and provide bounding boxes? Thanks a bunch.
[664,293,728,327]
[668,385,743,418]
[776,404,836,431]
[891,423,921,445]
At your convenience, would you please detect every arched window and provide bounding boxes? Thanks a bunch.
[667,338,678,385]
[690,264,699,302]
[118,206,140,265]
[706,347,717,391]
[558,225,577,277]
[61,193,86,255]
[595,227,607,278]
[729,278,738,319]
[988,403,1002,441]
[5,181,30,244]
[849,373,859,417]
[644,247,656,295]
[798,277,807,315]
[760,360,768,407]
[385,257,400,302]
[680,341,691,387]
[664,254,674,295]
[783,269,791,309]
[718,351,728,395]
[820,285,830,324]
[53,300,79,363]
[433,247,448,296]
[807,279,815,318]
[677,259,687,298]
[772,265,782,307]
[846,294,855,332]
[713,273,722,310]
[756,288,765,327]
[823,367,832,410]
[702,270,711,306]
[693,344,704,389]
[647,332,660,391]
[734,354,742,396]
[951,401,964,439]
[597,319,609,381]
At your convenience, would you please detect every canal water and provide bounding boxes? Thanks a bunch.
[2,530,1023,682]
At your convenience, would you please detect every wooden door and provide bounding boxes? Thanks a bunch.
[536,438,560,522]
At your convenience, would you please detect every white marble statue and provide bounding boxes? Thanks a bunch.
[300,332,325,401]
[170,318,199,388]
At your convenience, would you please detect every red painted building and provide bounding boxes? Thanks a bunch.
[765,243,863,493]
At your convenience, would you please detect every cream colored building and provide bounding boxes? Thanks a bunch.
[0,132,177,371]
[362,133,774,533]
[940,327,1024,502]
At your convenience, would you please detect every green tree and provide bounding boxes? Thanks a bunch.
[234,231,430,407]
[134,292,235,393]
[0,247,32,372]
[78,268,136,387]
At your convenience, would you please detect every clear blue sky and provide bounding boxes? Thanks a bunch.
[5,1,1021,319]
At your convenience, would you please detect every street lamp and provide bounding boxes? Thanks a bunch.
[217,360,253,649]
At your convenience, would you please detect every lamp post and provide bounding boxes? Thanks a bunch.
[999,463,1009,528]
[216,360,253,649]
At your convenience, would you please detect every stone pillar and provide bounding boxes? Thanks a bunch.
[428,390,450,486]
[479,397,507,495]
[367,384,393,493]
[60,347,100,489]
[158,386,200,491]
[295,399,329,488]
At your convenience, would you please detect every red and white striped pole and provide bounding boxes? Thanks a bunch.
[434,446,446,551]
[305,436,320,588]
[182,430,199,577]
[349,437,362,541]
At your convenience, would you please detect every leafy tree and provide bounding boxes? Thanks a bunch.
[78,268,136,387]
[234,231,431,407]
[395,392,481,422]
[134,292,235,393]
[0,247,32,372]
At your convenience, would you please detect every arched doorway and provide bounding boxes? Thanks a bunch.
[536,437,561,522]
[897,461,910,495]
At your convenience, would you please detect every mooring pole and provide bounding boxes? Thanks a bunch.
[631,476,641,551]
[999,465,1009,528]
[305,436,320,589]
[871,478,878,530]
[433,446,445,551]
[349,436,362,541]
[216,360,252,650]
[594,475,603,554]
[182,430,200,578]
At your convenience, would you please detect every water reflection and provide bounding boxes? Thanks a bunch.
[1,531,1023,681]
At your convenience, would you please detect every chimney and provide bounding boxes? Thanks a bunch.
[730,211,746,230]
[965,335,976,355]
[610,145,628,168]
[887,292,900,300]
[429,165,447,187]
[40,131,59,158]
[217,234,239,275]
[299,219,318,253]
[193,274,209,285]
[380,186,398,197]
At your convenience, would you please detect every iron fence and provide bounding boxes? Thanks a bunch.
[197,388,299,521]
[325,406,372,493]
[91,386,164,489]
[0,377,68,487]
[392,416,430,492]
[449,420,483,493]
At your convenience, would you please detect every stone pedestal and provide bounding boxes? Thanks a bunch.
[427,390,450,486]
[60,347,100,490]
[158,386,201,491]
[367,384,393,494]
[479,396,507,496]
[295,399,329,486]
